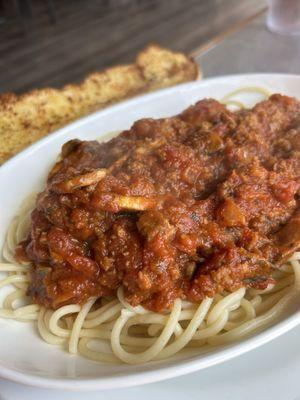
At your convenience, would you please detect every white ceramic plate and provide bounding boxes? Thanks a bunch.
[0,74,300,391]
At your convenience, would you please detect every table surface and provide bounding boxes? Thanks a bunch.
[0,0,264,93]
[1,7,300,400]
[196,12,300,76]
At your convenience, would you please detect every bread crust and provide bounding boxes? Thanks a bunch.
[0,45,199,164]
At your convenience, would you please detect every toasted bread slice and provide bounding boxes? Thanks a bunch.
[0,45,199,164]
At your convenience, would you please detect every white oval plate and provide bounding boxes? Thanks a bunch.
[0,74,300,391]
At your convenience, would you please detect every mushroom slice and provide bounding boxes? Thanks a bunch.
[52,168,107,193]
[113,195,156,211]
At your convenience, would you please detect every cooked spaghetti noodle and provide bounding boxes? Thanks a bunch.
[221,86,271,109]
[1,87,299,365]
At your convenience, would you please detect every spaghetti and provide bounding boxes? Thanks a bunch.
[0,87,299,365]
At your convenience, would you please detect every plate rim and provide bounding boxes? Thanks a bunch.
[1,73,300,390]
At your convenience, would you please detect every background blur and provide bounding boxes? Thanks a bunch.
[0,0,265,93]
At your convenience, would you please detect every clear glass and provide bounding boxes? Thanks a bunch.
[267,0,300,35]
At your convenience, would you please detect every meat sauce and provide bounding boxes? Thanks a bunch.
[17,95,300,312]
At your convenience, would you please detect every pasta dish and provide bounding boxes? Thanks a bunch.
[1,88,299,364]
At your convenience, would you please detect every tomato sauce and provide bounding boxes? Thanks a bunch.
[17,95,300,312]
